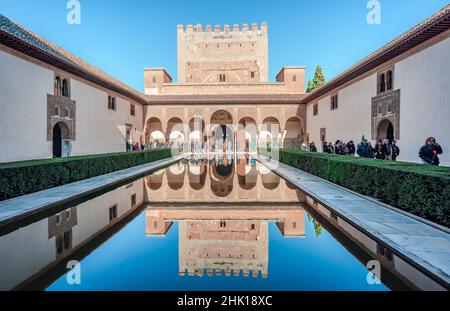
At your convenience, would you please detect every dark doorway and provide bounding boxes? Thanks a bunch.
[377,119,394,143]
[53,124,62,158]
[387,123,394,142]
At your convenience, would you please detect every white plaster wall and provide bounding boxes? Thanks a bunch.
[0,49,144,162]
[70,80,143,156]
[72,178,144,245]
[395,37,450,165]
[306,74,376,151]
[0,50,53,162]
[0,219,55,290]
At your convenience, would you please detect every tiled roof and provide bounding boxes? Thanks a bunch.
[146,93,307,104]
[0,14,147,104]
[301,4,450,104]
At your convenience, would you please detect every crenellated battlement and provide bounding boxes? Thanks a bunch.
[177,21,269,83]
[177,22,268,34]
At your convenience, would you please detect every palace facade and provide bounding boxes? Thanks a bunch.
[0,5,449,164]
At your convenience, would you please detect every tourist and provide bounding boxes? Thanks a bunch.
[347,141,356,156]
[322,141,329,153]
[334,140,343,155]
[419,137,443,166]
[309,142,317,152]
[341,141,349,155]
[383,139,393,160]
[327,142,334,154]
[357,139,372,158]
[374,139,386,160]
[392,140,400,161]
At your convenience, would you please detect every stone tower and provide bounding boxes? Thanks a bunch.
[177,23,269,84]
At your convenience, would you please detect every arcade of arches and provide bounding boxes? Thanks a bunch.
[144,104,306,152]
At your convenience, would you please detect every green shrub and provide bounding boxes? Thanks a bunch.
[265,149,450,226]
[0,149,172,201]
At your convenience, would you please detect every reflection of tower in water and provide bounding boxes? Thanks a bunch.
[146,208,306,279]
[179,220,268,278]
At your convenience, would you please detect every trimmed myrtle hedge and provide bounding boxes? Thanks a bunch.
[265,149,450,226]
[0,149,172,201]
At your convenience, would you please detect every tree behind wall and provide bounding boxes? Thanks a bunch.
[306,65,326,93]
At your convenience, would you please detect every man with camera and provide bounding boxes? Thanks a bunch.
[419,137,443,166]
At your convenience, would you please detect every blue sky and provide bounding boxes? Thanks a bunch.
[0,0,448,91]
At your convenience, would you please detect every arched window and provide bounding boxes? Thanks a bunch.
[379,74,386,93]
[54,77,62,96]
[63,231,71,250]
[62,79,69,97]
[54,106,60,116]
[64,209,71,220]
[65,108,70,118]
[386,70,393,90]
[56,235,63,254]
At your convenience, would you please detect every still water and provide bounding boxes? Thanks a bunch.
[0,155,409,290]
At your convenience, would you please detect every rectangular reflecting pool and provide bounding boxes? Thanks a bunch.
[0,155,422,290]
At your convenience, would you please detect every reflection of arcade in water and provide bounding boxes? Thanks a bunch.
[145,155,305,203]
[146,207,305,278]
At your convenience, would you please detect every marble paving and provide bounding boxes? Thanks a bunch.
[256,155,450,288]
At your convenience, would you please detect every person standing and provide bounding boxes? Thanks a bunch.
[334,140,342,155]
[419,137,443,166]
[383,139,392,160]
[357,139,372,158]
[327,142,334,154]
[392,140,400,161]
[322,141,329,153]
[347,141,356,156]
[309,142,317,152]
[374,139,385,160]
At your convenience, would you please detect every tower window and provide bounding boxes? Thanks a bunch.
[131,194,136,206]
[386,70,393,90]
[152,76,156,83]
[378,68,394,94]
[330,94,338,110]
[54,77,62,96]
[219,74,226,82]
[251,72,255,79]
[62,79,69,97]
[108,96,117,110]
[313,103,318,116]
[109,205,117,221]
[293,75,297,82]
[130,103,136,116]
[379,74,386,93]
